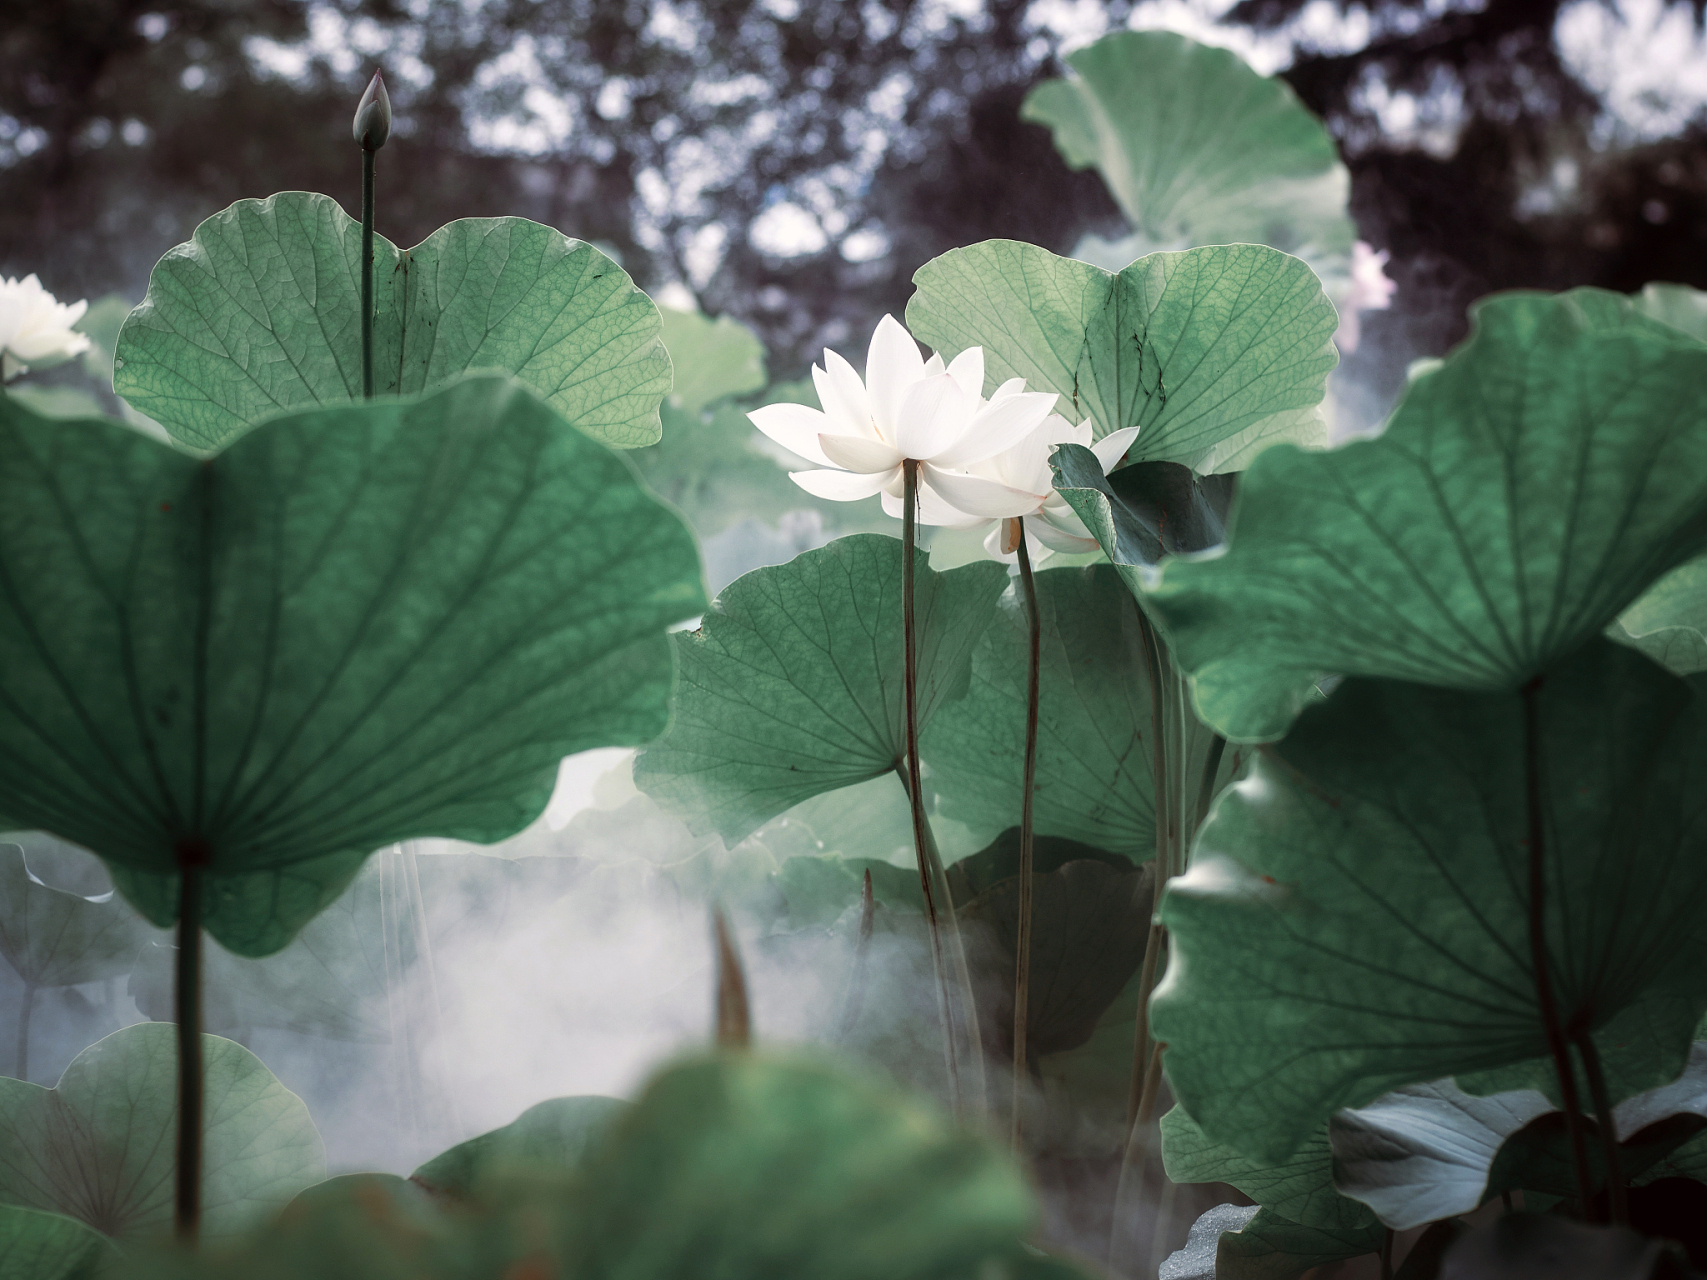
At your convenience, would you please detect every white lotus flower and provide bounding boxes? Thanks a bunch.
[747,315,1058,517]
[0,274,92,382]
[949,415,1140,564]
[1333,241,1397,353]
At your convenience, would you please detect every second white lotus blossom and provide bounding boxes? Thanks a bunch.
[940,414,1140,563]
[748,314,1059,516]
[0,274,91,382]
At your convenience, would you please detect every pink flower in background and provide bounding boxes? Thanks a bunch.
[747,314,1058,518]
[0,274,91,381]
[1334,242,1398,353]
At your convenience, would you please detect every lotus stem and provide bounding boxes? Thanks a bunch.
[901,459,962,1112]
[174,864,204,1239]
[361,148,375,399]
[1379,1229,1395,1280]
[13,978,33,1081]
[1575,1031,1628,1224]
[837,870,876,1042]
[1521,676,1596,1215]
[713,909,751,1048]
[1126,607,1170,1132]
[1011,518,1041,1151]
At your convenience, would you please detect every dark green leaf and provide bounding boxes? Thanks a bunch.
[0,377,705,954]
[907,241,1336,473]
[1151,639,1707,1162]
[1164,1107,1377,1234]
[634,535,1007,842]
[961,856,1152,1058]
[0,1022,324,1241]
[1145,290,1707,741]
[1440,1214,1672,1280]
[114,193,671,450]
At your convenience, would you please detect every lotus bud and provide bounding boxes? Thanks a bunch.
[352,70,391,151]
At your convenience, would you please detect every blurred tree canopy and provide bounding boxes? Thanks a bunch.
[2,0,1705,394]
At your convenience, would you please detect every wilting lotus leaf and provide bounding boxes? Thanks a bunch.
[114,192,671,450]
[1146,290,1707,741]
[0,377,704,954]
[1152,640,1707,1162]
[907,240,1336,474]
[635,535,1006,842]
[0,1023,324,1242]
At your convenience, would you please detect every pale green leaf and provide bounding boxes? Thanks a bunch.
[114,193,670,450]
[906,240,1336,472]
[0,1022,324,1242]
[1021,31,1353,259]
[656,308,766,417]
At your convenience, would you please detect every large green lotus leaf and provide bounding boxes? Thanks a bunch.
[0,1022,323,1242]
[1020,31,1354,260]
[656,307,767,417]
[560,1053,1046,1280]
[906,240,1336,474]
[1616,553,1707,676]
[1151,639,1707,1163]
[0,842,152,988]
[923,565,1157,857]
[0,1205,113,1280]
[1146,289,1707,742]
[0,377,705,955]
[113,192,671,451]
[1163,1107,1377,1234]
[634,535,1007,842]
[410,1095,627,1196]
